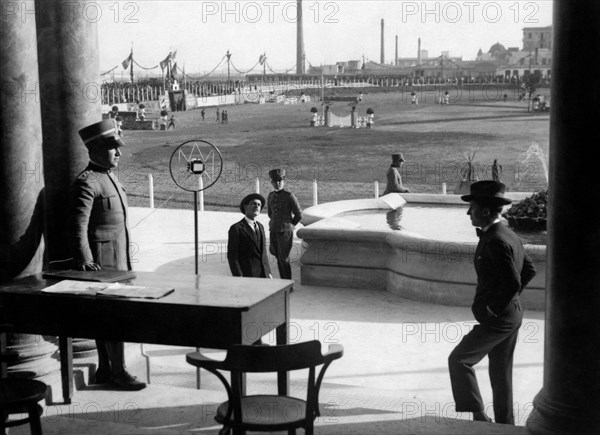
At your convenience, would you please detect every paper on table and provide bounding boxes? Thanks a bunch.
[41,280,109,295]
[96,282,174,299]
[42,280,174,299]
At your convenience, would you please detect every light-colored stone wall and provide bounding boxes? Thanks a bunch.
[299,193,546,310]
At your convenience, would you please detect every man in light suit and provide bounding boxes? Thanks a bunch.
[227,193,272,279]
[69,119,146,391]
[448,180,536,424]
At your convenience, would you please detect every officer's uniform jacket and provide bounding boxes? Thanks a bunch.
[267,189,302,232]
[69,163,131,271]
[383,165,409,194]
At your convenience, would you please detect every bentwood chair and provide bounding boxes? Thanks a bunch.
[186,340,344,435]
[0,325,47,435]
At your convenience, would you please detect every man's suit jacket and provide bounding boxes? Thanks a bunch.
[383,166,409,194]
[472,222,536,323]
[69,163,131,271]
[227,219,271,278]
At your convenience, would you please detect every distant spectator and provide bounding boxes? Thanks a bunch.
[201,108,205,121]
[383,153,410,194]
[109,105,119,119]
[138,103,146,121]
[115,116,123,136]
[167,115,176,130]
[492,159,503,182]
[160,109,168,130]
[216,107,220,123]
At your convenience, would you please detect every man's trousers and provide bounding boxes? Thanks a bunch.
[269,230,293,279]
[448,299,523,424]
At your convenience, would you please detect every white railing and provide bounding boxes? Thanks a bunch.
[144,175,448,211]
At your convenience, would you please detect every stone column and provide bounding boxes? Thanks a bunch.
[35,0,103,358]
[526,2,600,434]
[35,0,102,266]
[0,0,59,378]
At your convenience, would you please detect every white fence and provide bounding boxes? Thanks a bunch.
[142,176,449,210]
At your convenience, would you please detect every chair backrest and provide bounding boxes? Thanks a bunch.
[224,340,325,373]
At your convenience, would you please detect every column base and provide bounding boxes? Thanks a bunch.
[6,333,60,379]
[527,389,600,435]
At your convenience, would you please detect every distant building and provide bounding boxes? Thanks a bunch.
[250,26,553,84]
[523,26,552,51]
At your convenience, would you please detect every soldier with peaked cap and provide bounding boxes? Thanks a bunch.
[448,180,536,424]
[383,153,410,195]
[68,119,146,391]
[267,169,303,280]
[227,193,271,278]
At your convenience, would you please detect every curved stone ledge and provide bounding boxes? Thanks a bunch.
[301,194,407,226]
[298,194,546,310]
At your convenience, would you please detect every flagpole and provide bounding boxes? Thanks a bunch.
[130,42,134,83]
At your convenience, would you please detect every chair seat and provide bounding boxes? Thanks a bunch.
[216,395,307,429]
[0,379,47,407]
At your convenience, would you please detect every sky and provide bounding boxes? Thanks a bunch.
[96,0,554,76]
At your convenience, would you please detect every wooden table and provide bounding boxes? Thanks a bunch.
[0,272,293,403]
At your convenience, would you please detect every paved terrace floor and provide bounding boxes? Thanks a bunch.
[12,207,544,435]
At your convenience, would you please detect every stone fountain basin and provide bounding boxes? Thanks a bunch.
[298,193,546,310]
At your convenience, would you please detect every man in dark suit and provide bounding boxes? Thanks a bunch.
[448,180,536,424]
[227,193,271,278]
[69,119,146,391]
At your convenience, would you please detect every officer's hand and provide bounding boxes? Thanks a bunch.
[268,274,273,279]
[80,262,101,271]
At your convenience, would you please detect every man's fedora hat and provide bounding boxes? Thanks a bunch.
[269,168,286,180]
[461,180,512,205]
[392,153,405,162]
[239,193,266,214]
[79,119,125,150]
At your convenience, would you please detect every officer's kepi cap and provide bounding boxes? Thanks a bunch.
[78,119,126,150]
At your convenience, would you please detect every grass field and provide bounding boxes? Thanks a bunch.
[117,87,550,211]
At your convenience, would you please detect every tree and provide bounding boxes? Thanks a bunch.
[460,151,479,182]
[524,70,543,112]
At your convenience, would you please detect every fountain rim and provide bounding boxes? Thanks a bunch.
[298,193,547,260]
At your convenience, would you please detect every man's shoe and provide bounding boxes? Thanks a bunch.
[111,371,147,391]
[93,369,112,384]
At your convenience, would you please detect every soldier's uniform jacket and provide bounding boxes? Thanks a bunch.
[383,166,409,194]
[267,189,302,232]
[69,163,131,271]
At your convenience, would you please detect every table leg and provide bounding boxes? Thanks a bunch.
[58,336,73,404]
[276,290,290,395]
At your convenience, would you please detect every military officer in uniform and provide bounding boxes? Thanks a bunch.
[68,119,146,391]
[267,169,303,280]
[383,153,410,194]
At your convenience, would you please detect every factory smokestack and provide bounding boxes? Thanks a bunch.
[417,37,421,65]
[395,35,398,66]
[296,0,305,74]
[380,19,385,63]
